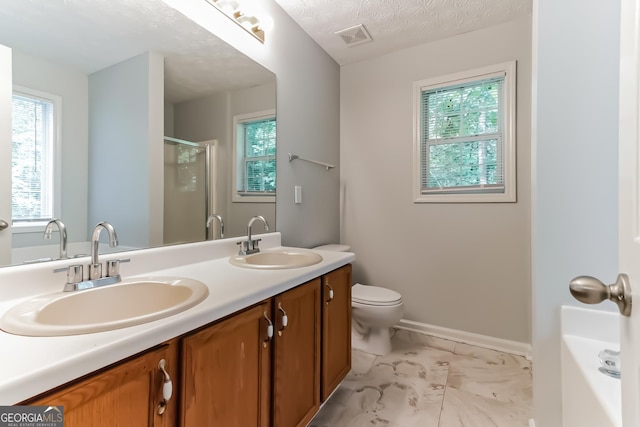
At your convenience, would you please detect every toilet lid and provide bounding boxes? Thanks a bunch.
[352,284,402,306]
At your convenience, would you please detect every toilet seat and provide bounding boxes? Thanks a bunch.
[352,284,402,306]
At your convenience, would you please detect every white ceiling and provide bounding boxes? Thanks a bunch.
[0,0,275,103]
[272,0,532,65]
[0,0,533,102]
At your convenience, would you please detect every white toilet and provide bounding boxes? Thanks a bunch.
[314,244,404,356]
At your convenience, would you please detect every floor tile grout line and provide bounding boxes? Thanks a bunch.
[437,351,453,426]
[436,340,459,426]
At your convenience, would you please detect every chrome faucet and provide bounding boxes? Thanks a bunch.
[43,219,67,259]
[206,214,224,239]
[56,221,125,291]
[238,215,270,255]
[89,221,118,280]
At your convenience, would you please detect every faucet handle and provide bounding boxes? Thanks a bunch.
[89,263,102,281]
[56,264,84,291]
[67,265,83,284]
[106,258,130,277]
[251,238,262,251]
[237,240,250,255]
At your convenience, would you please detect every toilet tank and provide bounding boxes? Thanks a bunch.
[313,244,351,252]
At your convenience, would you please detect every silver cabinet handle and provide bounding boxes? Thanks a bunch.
[325,283,334,304]
[157,359,173,415]
[0,220,7,231]
[277,303,288,336]
[263,311,274,347]
[569,274,632,317]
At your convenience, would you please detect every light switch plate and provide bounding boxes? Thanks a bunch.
[294,185,302,204]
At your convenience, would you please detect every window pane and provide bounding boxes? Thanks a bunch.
[425,78,501,141]
[241,117,276,193]
[245,159,276,192]
[12,93,54,221]
[415,63,515,201]
[244,119,276,158]
[426,139,499,188]
[421,76,503,192]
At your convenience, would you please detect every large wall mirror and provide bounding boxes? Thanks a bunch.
[0,0,276,268]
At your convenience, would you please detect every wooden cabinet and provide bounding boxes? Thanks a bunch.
[20,264,352,427]
[178,273,344,427]
[24,342,178,427]
[180,300,272,427]
[321,264,352,401]
[272,279,322,427]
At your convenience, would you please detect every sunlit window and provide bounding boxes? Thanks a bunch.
[414,62,516,203]
[233,110,276,202]
[12,88,59,222]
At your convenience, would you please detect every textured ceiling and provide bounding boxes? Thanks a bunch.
[272,0,532,65]
[0,0,275,103]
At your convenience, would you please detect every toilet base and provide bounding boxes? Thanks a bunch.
[352,324,393,356]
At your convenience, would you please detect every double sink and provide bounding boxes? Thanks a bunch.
[0,248,323,337]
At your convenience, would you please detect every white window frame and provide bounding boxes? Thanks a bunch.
[232,109,276,203]
[413,61,516,203]
[11,85,62,233]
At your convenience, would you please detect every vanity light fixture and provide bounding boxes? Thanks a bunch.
[205,0,265,43]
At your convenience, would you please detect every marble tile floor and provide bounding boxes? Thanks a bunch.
[309,329,532,427]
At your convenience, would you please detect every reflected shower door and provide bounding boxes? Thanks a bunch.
[163,138,216,245]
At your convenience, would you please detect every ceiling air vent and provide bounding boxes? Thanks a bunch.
[335,24,372,47]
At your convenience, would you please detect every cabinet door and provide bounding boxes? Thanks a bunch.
[181,301,272,427]
[25,342,178,427]
[321,264,352,401]
[273,279,321,427]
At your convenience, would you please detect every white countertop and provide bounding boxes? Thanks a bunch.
[0,233,355,404]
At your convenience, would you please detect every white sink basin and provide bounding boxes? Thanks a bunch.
[0,277,209,336]
[229,249,323,269]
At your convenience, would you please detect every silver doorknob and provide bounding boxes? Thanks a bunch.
[0,220,7,231]
[569,274,632,317]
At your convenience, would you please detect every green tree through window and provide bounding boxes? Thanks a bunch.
[422,78,502,190]
[241,117,276,194]
[414,62,516,202]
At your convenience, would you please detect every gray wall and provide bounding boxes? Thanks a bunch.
[172,0,342,248]
[263,7,341,248]
[340,17,532,344]
[532,0,620,425]
[88,52,164,248]
[11,50,88,247]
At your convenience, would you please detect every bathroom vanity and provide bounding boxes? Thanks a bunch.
[0,233,353,427]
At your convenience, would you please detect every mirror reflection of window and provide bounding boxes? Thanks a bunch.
[243,118,276,192]
[11,87,60,225]
[233,109,276,202]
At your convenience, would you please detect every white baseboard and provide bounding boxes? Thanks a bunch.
[396,318,532,359]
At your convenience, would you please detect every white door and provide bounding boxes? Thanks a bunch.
[619,0,640,424]
[0,44,12,265]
